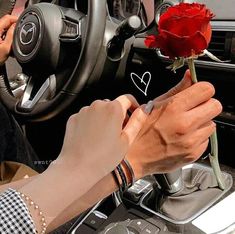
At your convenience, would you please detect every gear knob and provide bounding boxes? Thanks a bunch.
[154,169,183,194]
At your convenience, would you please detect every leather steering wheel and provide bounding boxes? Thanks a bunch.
[0,0,107,121]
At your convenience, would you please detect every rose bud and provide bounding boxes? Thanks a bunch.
[145,3,214,59]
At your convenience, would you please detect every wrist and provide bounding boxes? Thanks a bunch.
[48,155,107,188]
[126,153,145,181]
[112,158,137,194]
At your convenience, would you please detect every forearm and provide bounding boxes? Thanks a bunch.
[19,162,105,233]
[0,167,117,233]
[48,157,143,231]
[0,160,138,233]
[48,172,118,230]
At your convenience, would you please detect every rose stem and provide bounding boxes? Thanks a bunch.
[187,58,225,190]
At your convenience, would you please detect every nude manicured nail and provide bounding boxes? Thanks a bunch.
[144,100,154,114]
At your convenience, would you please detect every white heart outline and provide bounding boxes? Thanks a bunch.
[130,71,151,96]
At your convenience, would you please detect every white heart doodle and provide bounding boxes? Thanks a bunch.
[130,71,151,96]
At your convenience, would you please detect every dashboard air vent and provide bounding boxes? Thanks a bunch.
[199,31,233,63]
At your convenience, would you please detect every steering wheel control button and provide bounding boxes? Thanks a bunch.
[141,224,160,234]
[60,20,81,42]
[84,211,107,230]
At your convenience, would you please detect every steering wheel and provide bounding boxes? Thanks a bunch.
[0,0,107,121]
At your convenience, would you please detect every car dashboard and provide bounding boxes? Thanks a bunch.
[5,0,235,233]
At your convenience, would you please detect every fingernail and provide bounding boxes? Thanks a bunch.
[144,100,154,114]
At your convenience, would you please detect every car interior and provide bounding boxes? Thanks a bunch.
[1,0,235,233]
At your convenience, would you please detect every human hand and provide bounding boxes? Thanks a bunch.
[0,15,17,65]
[57,95,148,180]
[127,71,222,178]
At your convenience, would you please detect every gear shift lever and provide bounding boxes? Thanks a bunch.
[154,169,183,194]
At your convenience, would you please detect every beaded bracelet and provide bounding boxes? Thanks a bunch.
[18,192,47,234]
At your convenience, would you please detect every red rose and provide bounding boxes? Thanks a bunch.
[145,3,214,59]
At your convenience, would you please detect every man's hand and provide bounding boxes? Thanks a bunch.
[127,71,222,178]
[0,15,17,65]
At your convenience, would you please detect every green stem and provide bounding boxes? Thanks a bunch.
[187,58,225,190]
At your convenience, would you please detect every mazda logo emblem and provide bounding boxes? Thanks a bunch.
[19,22,36,45]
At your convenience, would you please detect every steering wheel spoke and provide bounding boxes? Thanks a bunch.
[10,73,28,98]
[17,75,56,110]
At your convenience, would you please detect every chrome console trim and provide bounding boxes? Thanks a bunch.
[156,50,235,71]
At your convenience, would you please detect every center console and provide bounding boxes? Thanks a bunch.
[65,163,233,234]
[71,203,169,234]
[68,182,173,234]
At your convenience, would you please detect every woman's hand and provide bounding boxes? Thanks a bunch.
[0,15,17,65]
[127,71,222,178]
[18,94,148,231]
[57,94,148,179]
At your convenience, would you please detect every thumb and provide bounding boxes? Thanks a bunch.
[121,105,148,146]
[154,70,192,102]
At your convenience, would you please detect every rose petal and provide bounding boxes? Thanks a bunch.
[155,30,208,58]
[146,3,214,57]
[203,24,212,44]
[144,35,158,48]
[154,2,214,57]
[160,15,211,37]
[159,3,214,31]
